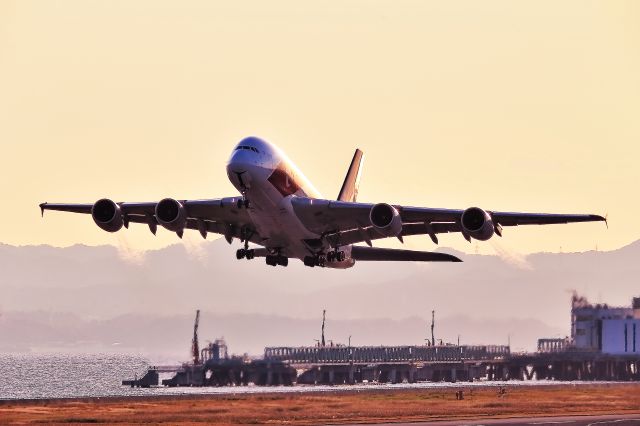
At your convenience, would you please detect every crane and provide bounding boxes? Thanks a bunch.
[192,309,200,365]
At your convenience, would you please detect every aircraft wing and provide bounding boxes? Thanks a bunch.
[40,198,261,243]
[290,197,605,246]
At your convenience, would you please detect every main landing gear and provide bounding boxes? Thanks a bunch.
[265,255,288,267]
[236,235,255,260]
[303,250,345,268]
[326,250,346,262]
[236,248,255,260]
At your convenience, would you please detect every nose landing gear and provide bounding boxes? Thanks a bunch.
[236,198,250,209]
[236,186,251,209]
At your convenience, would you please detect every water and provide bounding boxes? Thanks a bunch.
[0,353,622,400]
[0,353,150,399]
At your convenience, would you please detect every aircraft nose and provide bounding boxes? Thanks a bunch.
[227,149,257,189]
[227,148,253,171]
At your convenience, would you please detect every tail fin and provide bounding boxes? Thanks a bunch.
[337,149,364,202]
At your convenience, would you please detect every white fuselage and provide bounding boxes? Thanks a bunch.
[226,137,354,268]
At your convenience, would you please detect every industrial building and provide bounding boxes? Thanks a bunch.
[540,293,640,355]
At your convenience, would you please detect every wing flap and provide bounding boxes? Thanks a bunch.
[125,215,262,243]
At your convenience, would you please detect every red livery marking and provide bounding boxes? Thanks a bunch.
[268,163,300,197]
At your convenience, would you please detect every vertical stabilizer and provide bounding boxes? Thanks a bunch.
[337,149,364,202]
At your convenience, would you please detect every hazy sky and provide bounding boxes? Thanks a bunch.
[1,1,638,255]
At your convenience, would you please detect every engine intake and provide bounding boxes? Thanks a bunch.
[461,207,494,241]
[370,203,402,237]
[155,198,187,233]
[91,199,123,233]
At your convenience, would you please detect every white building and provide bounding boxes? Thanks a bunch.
[571,293,640,354]
[601,319,640,355]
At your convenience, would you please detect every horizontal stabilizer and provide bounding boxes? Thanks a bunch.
[351,246,462,262]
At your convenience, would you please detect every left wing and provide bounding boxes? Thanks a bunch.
[290,197,605,246]
[40,197,261,243]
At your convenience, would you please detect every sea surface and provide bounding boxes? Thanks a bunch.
[0,353,623,400]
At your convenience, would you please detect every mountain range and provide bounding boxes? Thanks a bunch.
[1,239,639,361]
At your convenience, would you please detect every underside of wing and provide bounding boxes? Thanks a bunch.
[40,197,261,243]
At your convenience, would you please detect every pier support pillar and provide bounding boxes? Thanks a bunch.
[266,368,273,386]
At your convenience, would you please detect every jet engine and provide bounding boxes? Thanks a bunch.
[369,203,402,237]
[461,207,495,241]
[155,198,187,233]
[91,198,124,232]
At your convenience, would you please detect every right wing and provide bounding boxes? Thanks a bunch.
[40,197,261,244]
[290,197,605,247]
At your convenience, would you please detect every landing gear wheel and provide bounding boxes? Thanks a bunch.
[244,199,250,208]
[245,249,255,260]
[265,255,277,266]
[326,251,335,262]
[337,251,346,262]
[236,249,246,260]
[303,256,316,267]
[277,256,288,267]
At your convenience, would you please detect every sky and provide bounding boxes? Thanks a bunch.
[1,0,638,255]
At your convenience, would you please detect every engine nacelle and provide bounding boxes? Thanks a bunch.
[155,198,187,233]
[369,203,402,237]
[91,198,123,233]
[461,207,495,241]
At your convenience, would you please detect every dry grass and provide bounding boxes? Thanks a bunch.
[1,384,639,425]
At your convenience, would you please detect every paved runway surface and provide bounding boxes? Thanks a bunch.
[353,413,640,426]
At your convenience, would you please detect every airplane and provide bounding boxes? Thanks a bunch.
[40,136,606,268]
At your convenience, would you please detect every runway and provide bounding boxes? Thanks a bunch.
[355,413,640,426]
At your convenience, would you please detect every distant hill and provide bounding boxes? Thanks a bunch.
[1,239,639,356]
[0,310,561,361]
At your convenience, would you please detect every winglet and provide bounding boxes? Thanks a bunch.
[590,213,607,228]
[39,202,47,217]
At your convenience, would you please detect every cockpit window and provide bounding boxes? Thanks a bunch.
[235,146,259,153]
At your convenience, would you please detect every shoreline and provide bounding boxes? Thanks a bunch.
[1,379,637,403]
[2,383,640,424]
